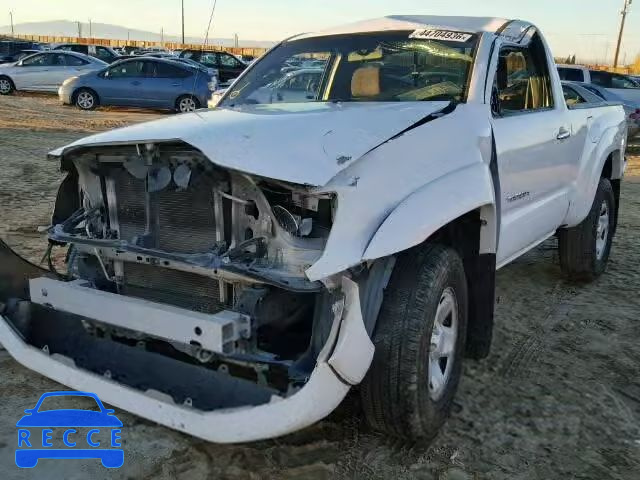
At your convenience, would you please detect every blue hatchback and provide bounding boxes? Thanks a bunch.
[16,391,124,468]
[59,57,216,112]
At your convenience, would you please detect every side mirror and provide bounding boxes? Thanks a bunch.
[23,409,34,414]
[105,409,115,415]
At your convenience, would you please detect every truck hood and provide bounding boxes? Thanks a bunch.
[49,102,450,186]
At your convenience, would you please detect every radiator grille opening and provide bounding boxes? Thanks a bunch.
[122,262,225,314]
[112,168,219,254]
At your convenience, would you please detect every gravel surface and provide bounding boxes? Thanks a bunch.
[1,94,639,479]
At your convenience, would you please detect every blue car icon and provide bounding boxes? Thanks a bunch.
[16,391,123,468]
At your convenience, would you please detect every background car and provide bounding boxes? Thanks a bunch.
[0,51,107,94]
[0,40,44,64]
[178,49,246,82]
[59,57,217,112]
[0,48,42,64]
[557,64,640,104]
[562,80,640,140]
[55,43,121,63]
[243,67,324,104]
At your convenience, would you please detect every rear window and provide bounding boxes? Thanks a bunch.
[557,67,584,82]
[65,54,89,66]
[589,70,612,88]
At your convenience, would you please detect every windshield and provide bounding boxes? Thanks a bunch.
[221,30,477,106]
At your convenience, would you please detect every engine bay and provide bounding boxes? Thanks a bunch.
[43,142,340,393]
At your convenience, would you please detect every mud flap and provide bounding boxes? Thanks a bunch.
[464,253,496,360]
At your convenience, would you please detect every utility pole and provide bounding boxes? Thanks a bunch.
[9,11,14,35]
[76,20,82,38]
[614,0,633,68]
[88,18,92,38]
[161,27,164,46]
[181,0,185,45]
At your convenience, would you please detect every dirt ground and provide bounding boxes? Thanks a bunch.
[1,94,640,480]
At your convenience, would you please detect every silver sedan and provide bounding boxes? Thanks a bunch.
[0,51,107,95]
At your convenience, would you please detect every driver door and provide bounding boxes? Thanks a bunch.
[490,39,575,266]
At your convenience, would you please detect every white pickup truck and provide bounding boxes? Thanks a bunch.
[0,16,627,443]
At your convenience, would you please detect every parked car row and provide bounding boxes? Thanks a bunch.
[0,46,250,112]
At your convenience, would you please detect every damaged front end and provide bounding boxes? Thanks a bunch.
[0,141,381,443]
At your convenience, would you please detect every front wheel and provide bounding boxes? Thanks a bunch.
[559,178,615,281]
[75,88,98,110]
[360,244,468,441]
[176,95,200,113]
[0,76,14,95]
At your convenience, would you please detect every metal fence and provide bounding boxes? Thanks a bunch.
[2,33,269,57]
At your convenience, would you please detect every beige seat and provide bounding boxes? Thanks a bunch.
[351,66,381,98]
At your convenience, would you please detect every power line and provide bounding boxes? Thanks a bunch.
[203,0,218,47]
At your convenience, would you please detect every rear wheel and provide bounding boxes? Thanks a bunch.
[75,88,98,110]
[360,243,468,440]
[0,76,14,95]
[559,178,615,281]
[176,95,199,113]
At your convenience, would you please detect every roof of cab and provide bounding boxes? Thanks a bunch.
[296,15,511,39]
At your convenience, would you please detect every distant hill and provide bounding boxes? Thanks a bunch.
[0,20,275,48]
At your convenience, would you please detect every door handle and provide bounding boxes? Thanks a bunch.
[131,81,141,86]
[557,127,571,140]
[171,83,180,87]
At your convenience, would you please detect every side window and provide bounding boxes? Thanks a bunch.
[199,53,218,67]
[64,54,89,66]
[219,53,242,68]
[153,62,190,78]
[557,67,584,82]
[95,47,115,62]
[589,70,612,88]
[562,85,586,106]
[21,53,51,66]
[494,37,554,114]
[107,61,144,78]
[611,74,639,89]
[50,53,67,66]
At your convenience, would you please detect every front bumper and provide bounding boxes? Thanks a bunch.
[58,84,73,104]
[0,268,373,443]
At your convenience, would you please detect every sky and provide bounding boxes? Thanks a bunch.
[4,0,640,64]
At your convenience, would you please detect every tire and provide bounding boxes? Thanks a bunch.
[360,243,468,441]
[559,178,615,281]
[74,88,98,110]
[0,76,15,95]
[176,94,200,113]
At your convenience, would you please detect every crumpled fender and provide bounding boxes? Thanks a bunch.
[363,163,496,262]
